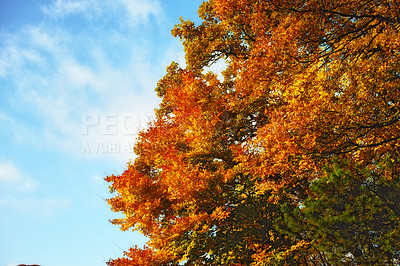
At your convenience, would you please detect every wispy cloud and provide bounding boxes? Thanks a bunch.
[0,0,179,163]
[41,0,95,18]
[41,0,163,28]
[117,0,162,26]
[0,160,23,183]
[0,160,69,216]
[0,160,39,191]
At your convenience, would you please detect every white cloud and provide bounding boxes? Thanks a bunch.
[41,0,163,29]
[0,0,182,164]
[21,179,40,191]
[28,25,68,55]
[61,60,99,88]
[118,0,162,26]
[0,161,65,217]
[0,161,39,191]
[0,26,66,79]
[0,161,22,183]
[41,0,93,18]
[0,45,44,78]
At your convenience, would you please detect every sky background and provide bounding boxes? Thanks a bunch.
[0,0,202,265]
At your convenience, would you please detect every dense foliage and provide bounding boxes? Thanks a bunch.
[106,0,400,265]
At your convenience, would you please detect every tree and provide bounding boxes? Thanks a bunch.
[106,0,400,265]
[279,158,400,265]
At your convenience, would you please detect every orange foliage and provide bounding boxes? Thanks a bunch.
[106,0,400,264]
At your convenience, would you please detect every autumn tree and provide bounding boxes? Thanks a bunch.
[106,0,400,265]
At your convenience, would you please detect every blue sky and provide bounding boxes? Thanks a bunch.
[0,1,202,265]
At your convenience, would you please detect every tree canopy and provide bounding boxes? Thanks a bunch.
[105,0,400,265]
